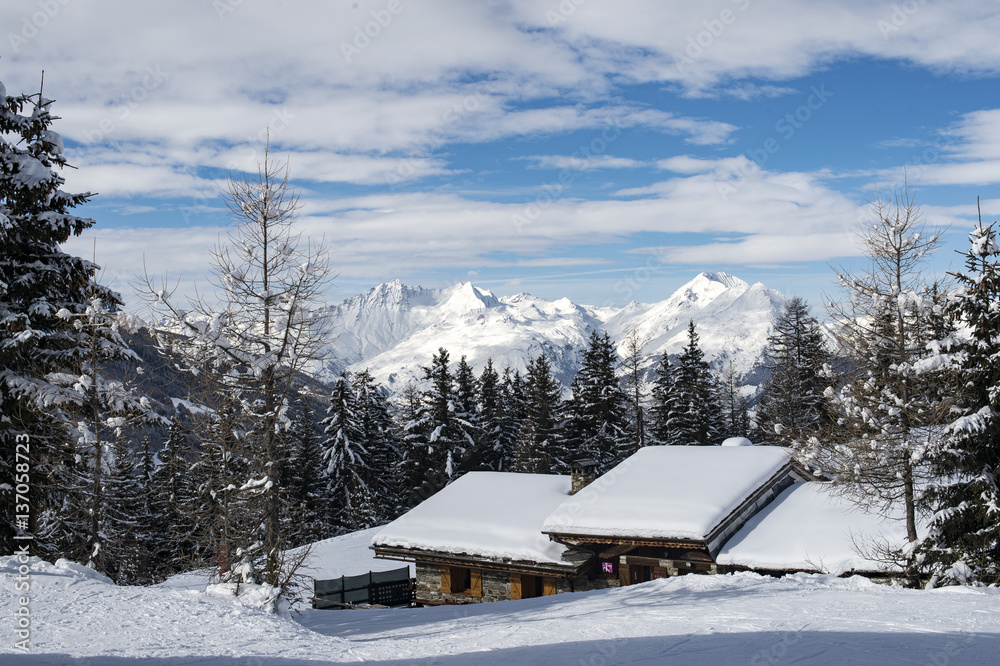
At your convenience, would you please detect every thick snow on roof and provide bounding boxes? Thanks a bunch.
[542,446,791,541]
[717,483,909,575]
[372,472,573,565]
[297,527,413,580]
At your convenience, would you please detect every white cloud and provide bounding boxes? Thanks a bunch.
[518,154,647,170]
[16,1,998,196]
[67,159,870,306]
[9,0,1000,307]
[871,108,1000,187]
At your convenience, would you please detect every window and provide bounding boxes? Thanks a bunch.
[451,567,471,593]
[442,567,482,597]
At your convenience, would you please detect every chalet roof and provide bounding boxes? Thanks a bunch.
[716,482,910,575]
[541,445,794,543]
[371,472,577,568]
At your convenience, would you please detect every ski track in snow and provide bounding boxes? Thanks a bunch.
[3,556,1000,664]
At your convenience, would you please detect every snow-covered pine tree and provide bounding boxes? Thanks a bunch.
[565,331,630,470]
[453,356,483,470]
[351,369,401,523]
[671,321,724,446]
[511,353,566,473]
[648,352,678,445]
[284,400,329,544]
[321,372,375,532]
[395,382,431,509]
[476,359,506,471]
[150,418,195,575]
[33,432,91,563]
[797,187,948,566]
[498,367,527,470]
[756,297,830,446]
[101,436,154,584]
[0,77,152,557]
[55,289,156,576]
[402,348,475,500]
[920,219,1000,585]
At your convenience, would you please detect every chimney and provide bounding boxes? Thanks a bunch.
[570,459,598,495]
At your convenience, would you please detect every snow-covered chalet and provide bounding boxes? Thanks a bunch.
[371,443,909,604]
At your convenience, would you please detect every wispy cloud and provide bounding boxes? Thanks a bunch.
[516,154,648,170]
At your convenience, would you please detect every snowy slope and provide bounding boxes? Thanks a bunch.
[321,272,787,393]
[158,527,411,600]
[5,554,999,664]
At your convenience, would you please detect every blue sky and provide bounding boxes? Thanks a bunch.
[4,0,1000,312]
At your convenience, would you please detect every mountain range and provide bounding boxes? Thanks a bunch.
[318,272,787,397]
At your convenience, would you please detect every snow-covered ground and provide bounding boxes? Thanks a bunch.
[4,533,999,664]
[158,526,412,595]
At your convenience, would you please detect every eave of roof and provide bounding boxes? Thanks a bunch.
[372,545,591,577]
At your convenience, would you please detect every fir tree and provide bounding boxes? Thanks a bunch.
[497,367,527,470]
[756,297,830,446]
[565,331,630,470]
[185,401,256,579]
[921,219,1000,585]
[0,77,152,558]
[284,400,329,543]
[477,359,506,471]
[671,321,724,446]
[453,356,483,470]
[321,372,373,531]
[64,291,155,575]
[511,353,565,473]
[102,437,154,584]
[150,419,194,574]
[648,352,678,445]
[352,369,401,524]
[402,348,474,501]
[395,382,433,509]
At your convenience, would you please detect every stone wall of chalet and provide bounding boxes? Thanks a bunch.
[415,563,615,603]
[414,563,512,604]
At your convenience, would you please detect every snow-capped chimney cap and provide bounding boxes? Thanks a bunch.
[570,459,599,495]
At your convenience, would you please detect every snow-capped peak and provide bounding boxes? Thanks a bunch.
[677,272,750,306]
[439,282,501,316]
[317,273,786,395]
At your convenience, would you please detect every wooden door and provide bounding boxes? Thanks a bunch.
[510,573,522,600]
[440,567,451,594]
[471,570,483,598]
[542,577,557,596]
[630,565,651,585]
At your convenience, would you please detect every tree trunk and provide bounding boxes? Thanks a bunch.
[903,457,917,543]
